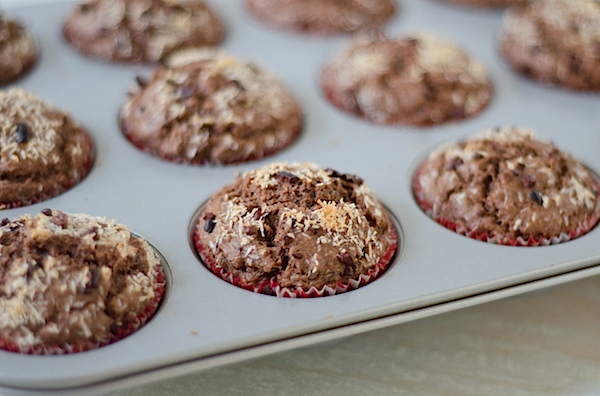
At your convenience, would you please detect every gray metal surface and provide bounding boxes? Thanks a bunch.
[2,0,600,393]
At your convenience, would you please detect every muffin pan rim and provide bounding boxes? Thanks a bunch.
[1,0,600,393]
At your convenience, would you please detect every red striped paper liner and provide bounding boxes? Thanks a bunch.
[413,164,600,246]
[195,224,398,298]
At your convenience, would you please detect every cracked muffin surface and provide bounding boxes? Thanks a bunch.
[0,88,94,209]
[0,14,37,85]
[0,210,165,354]
[500,0,600,91]
[120,49,302,165]
[194,162,397,295]
[246,0,396,35]
[321,33,492,127]
[63,0,225,63]
[414,127,600,245]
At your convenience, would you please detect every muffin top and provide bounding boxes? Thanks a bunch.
[246,0,397,35]
[0,14,38,85]
[120,49,302,165]
[321,33,492,126]
[0,88,94,208]
[500,0,600,91]
[63,0,225,63]
[414,127,600,244]
[0,210,164,354]
[196,162,396,293]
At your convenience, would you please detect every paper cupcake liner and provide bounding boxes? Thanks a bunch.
[0,266,165,355]
[120,116,302,165]
[0,134,95,210]
[413,166,600,246]
[195,224,398,298]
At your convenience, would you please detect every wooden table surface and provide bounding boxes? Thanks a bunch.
[115,274,600,396]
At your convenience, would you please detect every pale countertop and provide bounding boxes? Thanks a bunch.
[113,274,600,396]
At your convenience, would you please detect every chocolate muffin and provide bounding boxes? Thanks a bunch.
[0,88,94,210]
[63,0,225,64]
[0,209,166,354]
[500,0,600,91]
[120,49,302,165]
[413,127,600,246]
[194,162,398,297]
[321,33,492,127]
[246,0,397,36]
[0,14,38,85]
[437,0,526,8]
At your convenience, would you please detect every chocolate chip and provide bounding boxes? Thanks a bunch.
[203,212,216,233]
[274,171,299,184]
[283,235,293,244]
[445,157,463,171]
[51,212,69,229]
[337,252,354,267]
[0,218,9,227]
[15,123,30,144]
[110,323,119,334]
[520,174,536,188]
[204,219,216,233]
[343,173,364,185]
[326,168,343,178]
[253,207,263,220]
[292,252,303,259]
[529,191,543,206]
[41,208,53,216]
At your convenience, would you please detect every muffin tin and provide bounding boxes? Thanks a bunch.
[2,0,600,395]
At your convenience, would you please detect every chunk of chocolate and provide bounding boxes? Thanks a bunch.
[336,252,354,267]
[274,171,299,183]
[529,190,543,206]
[15,122,30,144]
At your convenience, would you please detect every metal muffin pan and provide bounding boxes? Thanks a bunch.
[3,0,600,394]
